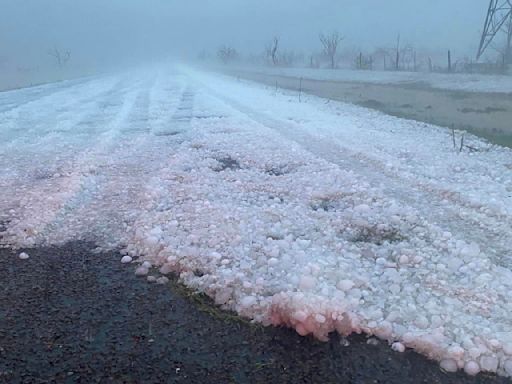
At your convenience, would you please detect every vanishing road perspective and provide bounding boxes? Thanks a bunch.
[1,1,512,383]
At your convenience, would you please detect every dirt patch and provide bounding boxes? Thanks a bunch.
[265,163,298,176]
[212,156,241,172]
[346,224,406,245]
[310,194,354,212]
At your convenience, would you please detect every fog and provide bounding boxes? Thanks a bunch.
[0,0,498,85]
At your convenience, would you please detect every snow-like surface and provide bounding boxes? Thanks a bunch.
[230,66,512,94]
[1,65,512,376]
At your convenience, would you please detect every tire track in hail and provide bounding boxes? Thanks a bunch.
[199,84,512,269]
[35,73,195,247]
[1,75,144,247]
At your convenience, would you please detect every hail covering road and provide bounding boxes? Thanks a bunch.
[1,65,512,377]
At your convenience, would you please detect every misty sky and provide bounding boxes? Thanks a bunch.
[0,0,492,67]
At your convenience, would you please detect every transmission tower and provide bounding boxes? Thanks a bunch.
[477,0,512,63]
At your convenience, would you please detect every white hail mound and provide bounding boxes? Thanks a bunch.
[1,66,512,377]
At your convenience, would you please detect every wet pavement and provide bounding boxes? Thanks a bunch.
[0,243,509,383]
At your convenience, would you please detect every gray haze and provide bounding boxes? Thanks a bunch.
[0,0,493,69]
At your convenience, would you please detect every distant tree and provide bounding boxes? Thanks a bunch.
[48,47,71,69]
[308,54,320,68]
[217,45,238,64]
[354,52,373,70]
[394,34,401,70]
[265,36,280,66]
[319,31,344,69]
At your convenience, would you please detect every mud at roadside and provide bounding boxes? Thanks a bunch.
[222,69,512,148]
[0,243,509,383]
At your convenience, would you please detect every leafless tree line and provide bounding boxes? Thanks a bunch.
[215,31,344,69]
[210,31,508,75]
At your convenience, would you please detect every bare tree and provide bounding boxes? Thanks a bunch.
[355,52,373,70]
[395,34,401,70]
[308,54,319,68]
[265,36,280,66]
[217,45,238,64]
[48,47,71,68]
[319,31,343,69]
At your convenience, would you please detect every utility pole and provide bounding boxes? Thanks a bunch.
[477,0,512,65]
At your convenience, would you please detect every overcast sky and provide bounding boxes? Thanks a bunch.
[0,0,493,67]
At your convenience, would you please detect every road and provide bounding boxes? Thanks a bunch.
[2,243,509,383]
[1,65,512,379]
